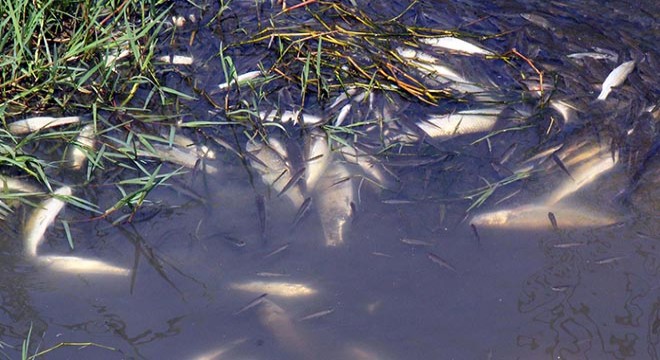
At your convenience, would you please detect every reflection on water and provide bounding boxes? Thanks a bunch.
[1,0,658,359]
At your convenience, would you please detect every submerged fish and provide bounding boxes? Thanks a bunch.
[217,70,262,91]
[8,116,81,135]
[140,143,219,174]
[24,186,72,258]
[0,176,42,194]
[246,138,305,207]
[304,129,331,190]
[156,54,194,65]
[416,108,502,141]
[229,280,317,298]
[257,299,313,359]
[68,124,96,170]
[315,162,354,247]
[544,144,618,205]
[597,60,635,101]
[188,338,247,360]
[470,203,618,229]
[38,255,131,276]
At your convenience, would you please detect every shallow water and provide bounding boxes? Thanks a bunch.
[1,0,658,359]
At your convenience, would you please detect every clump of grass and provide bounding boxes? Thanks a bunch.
[0,0,170,117]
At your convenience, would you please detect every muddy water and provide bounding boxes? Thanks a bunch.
[2,0,659,359]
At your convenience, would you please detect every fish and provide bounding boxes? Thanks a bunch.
[597,60,635,101]
[419,36,494,56]
[549,100,579,125]
[141,143,219,174]
[395,47,470,83]
[257,299,313,359]
[544,145,618,205]
[264,242,290,258]
[470,203,618,229]
[427,252,457,272]
[24,186,72,258]
[339,146,397,190]
[246,138,305,207]
[229,280,317,298]
[38,255,131,276]
[188,338,248,360]
[291,197,313,228]
[217,70,262,91]
[400,238,433,247]
[548,212,559,230]
[68,124,96,170]
[0,176,42,194]
[304,129,331,190]
[259,110,324,126]
[156,54,194,65]
[8,116,81,135]
[315,162,354,247]
[416,108,502,141]
[298,308,334,321]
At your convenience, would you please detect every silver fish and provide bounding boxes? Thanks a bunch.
[419,36,494,56]
[471,203,618,229]
[8,116,81,135]
[217,70,261,91]
[315,162,354,247]
[24,186,72,258]
[257,299,313,359]
[68,124,96,170]
[246,138,305,207]
[597,60,635,101]
[38,255,130,276]
[304,129,331,190]
[229,280,317,298]
[156,54,194,65]
[188,338,248,360]
[416,108,502,141]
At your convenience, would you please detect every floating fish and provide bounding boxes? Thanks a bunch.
[68,124,96,170]
[470,203,618,229]
[419,36,494,56]
[304,129,331,190]
[298,308,334,321]
[315,163,354,247]
[395,47,469,83]
[230,280,317,298]
[38,255,131,276]
[217,70,262,91]
[0,176,42,194]
[246,138,305,207]
[147,143,219,174]
[427,252,457,272]
[156,54,194,65]
[416,108,502,141]
[8,116,81,135]
[259,110,324,126]
[339,146,397,190]
[597,60,635,101]
[400,238,433,247]
[24,186,72,258]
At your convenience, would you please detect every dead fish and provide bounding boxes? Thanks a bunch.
[188,338,248,360]
[395,47,471,84]
[548,212,559,230]
[427,252,457,272]
[38,255,131,276]
[68,124,96,170]
[170,133,216,160]
[291,197,313,228]
[142,143,219,174]
[597,60,635,101]
[339,146,397,190]
[234,293,269,315]
[419,36,494,56]
[470,203,618,229]
[400,238,433,247]
[544,145,618,205]
[256,272,290,277]
[156,54,194,65]
[315,163,354,247]
[24,186,72,258]
[0,176,42,194]
[298,308,334,321]
[217,70,262,91]
[257,299,313,359]
[246,138,304,207]
[8,116,81,135]
[304,129,331,190]
[229,280,317,298]
[264,242,290,258]
[259,110,324,126]
[416,108,502,141]
[549,100,579,125]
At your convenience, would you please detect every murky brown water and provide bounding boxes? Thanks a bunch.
[1,0,658,359]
